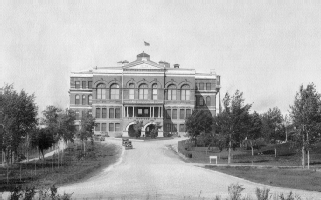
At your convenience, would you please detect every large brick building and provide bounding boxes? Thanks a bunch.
[69,52,220,137]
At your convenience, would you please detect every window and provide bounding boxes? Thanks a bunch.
[102,108,107,118]
[186,109,191,118]
[97,83,106,99]
[167,84,177,100]
[88,95,92,105]
[166,124,171,132]
[206,83,211,90]
[138,108,142,115]
[95,123,100,131]
[75,81,80,89]
[129,83,135,99]
[199,82,204,90]
[109,123,114,132]
[195,83,198,90]
[172,124,177,132]
[75,111,80,120]
[88,81,92,89]
[181,84,190,100]
[101,123,107,132]
[81,110,86,118]
[180,109,185,119]
[82,81,86,89]
[206,96,211,106]
[88,110,92,117]
[179,124,185,132]
[166,109,171,119]
[139,83,148,99]
[152,84,157,100]
[110,84,120,99]
[115,108,121,118]
[75,95,80,104]
[109,108,114,118]
[115,123,120,131]
[82,95,86,105]
[96,108,101,118]
[199,96,204,106]
[172,109,177,119]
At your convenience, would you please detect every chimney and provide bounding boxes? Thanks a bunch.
[210,69,216,75]
[174,64,180,68]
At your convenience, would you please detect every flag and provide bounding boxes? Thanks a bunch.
[144,41,150,46]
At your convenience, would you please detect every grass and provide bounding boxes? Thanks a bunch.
[0,139,121,192]
[180,142,321,167]
[205,165,321,192]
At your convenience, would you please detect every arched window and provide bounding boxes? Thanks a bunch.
[96,83,106,99]
[152,84,157,100]
[167,84,177,100]
[129,83,134,99]
[199,96,204,106]
[110,84,120,99]
[88,95,92,105]
[206,96,211,106]
[75,95,80,104]
[139,83,148,99]
[82,95,86,105]
[180,84,190,100]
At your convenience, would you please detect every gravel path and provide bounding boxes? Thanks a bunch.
[59,138,321,200]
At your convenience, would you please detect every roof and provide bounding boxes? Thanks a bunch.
[137,52,150,58]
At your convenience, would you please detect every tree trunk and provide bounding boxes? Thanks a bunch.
[302,146,305,168]
[228,141,232,164]
[307,150,310,169]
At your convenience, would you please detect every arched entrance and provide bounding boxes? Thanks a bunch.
[128,124,136,137]
[145,124,157,137]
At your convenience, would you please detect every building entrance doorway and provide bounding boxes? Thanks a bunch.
[145,124,157,137]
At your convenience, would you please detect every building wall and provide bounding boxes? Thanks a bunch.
[69,54,220,137]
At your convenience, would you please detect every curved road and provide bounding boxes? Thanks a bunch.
[59,138,320,199]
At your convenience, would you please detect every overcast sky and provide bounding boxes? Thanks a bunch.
[1,1,321,115]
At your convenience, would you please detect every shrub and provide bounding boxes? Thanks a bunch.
[228,183,244,200]
[255,188,270,200]
[9,185,73,200]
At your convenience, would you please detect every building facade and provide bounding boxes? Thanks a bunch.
[69,52,220,137]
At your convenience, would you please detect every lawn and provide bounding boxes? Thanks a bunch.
[206,165,321,192]
[0,139,122,192]
[180,141,321,167]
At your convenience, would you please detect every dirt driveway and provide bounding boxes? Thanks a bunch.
[59,138,321,199]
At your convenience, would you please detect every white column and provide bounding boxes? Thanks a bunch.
[150,107,152,118]
[153,106,155,118]
[133,106,135,117]
[126,106,129,117]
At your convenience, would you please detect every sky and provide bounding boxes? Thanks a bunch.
[1,1,321,116]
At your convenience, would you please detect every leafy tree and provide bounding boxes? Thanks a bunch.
[150,122,162,139]
[0,84,38,164]
[261,107,284,142]
[185,109,213,146]
[133,120,143,138]
[243,111,262,156]
[215,90,252,164]
[79,111,95,153]
[289,83,321,168]
[57,109,77,143]
[30,128,55,160]
[42,106,76,143]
